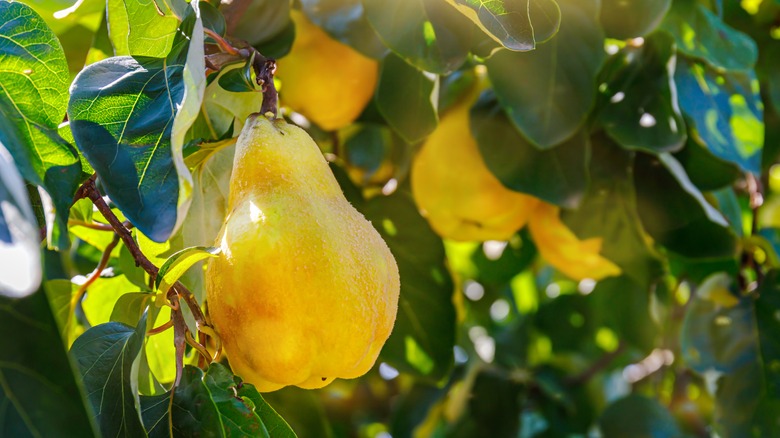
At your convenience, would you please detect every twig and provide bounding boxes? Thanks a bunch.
[565,341,627,386]
[73,176,221,384]
[69,233,121,321]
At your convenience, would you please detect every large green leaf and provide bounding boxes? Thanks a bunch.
[300,0,386,58]
[363,0,472,74]
[485,0,605,148]
[599,395,682,437]
[597,32,686,153]
[599,0,671,39]
[140,364,296,437]
[471,92,589,208]
[70,317,148,437]
[674,58,763,174]
[633,152,737,259]
[375,53,438,143]
[443,0,561,51]
[363,192,456,382]
[68,6,204,242]
[0,288,97,437]
[661,0,757,72]
[563,135,663,285]
[0,143,41,298]
[0,1,82,250]
[107,0,180,57]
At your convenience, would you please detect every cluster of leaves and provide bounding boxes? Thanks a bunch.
[2,0,780,436]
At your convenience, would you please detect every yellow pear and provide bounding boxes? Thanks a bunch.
[527,203,621,281]
[411,77,620,281]
[277,10,378,131]
[206,114,400,392]
[411,86,540,242]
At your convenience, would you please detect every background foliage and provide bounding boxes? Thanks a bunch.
[2,0,780,436]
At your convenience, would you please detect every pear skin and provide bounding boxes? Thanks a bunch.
[206,114,399,392]
[277,11,378,131]
[411,88,539,242]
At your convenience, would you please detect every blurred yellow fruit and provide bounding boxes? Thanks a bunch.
[411,75,620,281]
[527,203,622,281]
[206,114,400,392]
[277,10,378,131]
[411,86,540,242]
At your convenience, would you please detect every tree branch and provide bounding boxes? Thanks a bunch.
[565,341,627,386]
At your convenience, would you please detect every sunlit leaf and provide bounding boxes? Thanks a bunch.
[107,0,180,57]
[674,58,763,174]
[444,0,561,51]
[0,1,82,250]
[69,5,204,242]
[661,0,757,72]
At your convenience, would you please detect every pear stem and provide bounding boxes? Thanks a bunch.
[202,28,278,117]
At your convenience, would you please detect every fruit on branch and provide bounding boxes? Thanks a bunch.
[411,79,620,281]
[276,10,378,131]
[411,85,540,242]
[206,114,399,392]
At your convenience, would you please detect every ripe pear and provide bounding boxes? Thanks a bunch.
[411,85,540,242]
[277,10,378,131]
[206,114,400,392]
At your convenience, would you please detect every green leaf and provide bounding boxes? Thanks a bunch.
[0,1,82,250]
[0,288,97,437]
[599,395,682,437]
[107,0,180,57]
[0,143,41,298]
[70,316,148,437]
[681,273,756,373]
[674,58,763,174]
[300,0,387,59]
[599,0,671,39]
[444,0,561,51]
[218,56,256,93]
[674,136,741,191]
[590,277,658,352]
[155,246,220,294]
[563,135,663,285]
[233,373,298,438]
[597,32,686,153]
[363,192,456,382]
[363,0,472,74]
[111,292,153,326]
[262,387,332,438]
[140,364,295,437]
[82,274,140,328]
[375,53,438,143]
[661,0,757,72]
[633,152,737,259]
[485,0,605,148]
[224,0,291,48]
[471,92,589,208]
[69,5,205,242]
